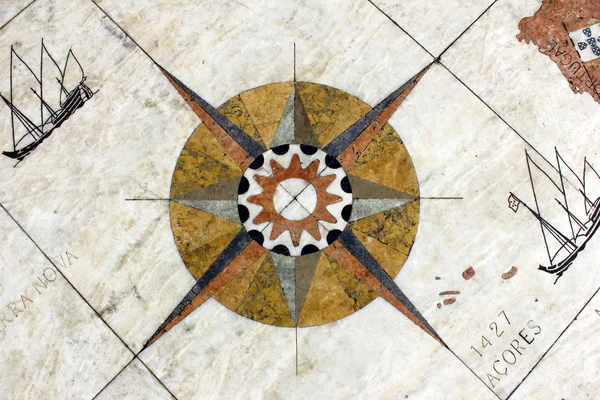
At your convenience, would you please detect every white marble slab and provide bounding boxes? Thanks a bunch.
[0,0,199,351]
[140,295,497,400]
[0,206,131,399]
[96,359,174,400]
[390,63,600,398]
[371,0,496,56]
[443,0,600,164]
[510,290,600,400]
[139,299,297,400]
[94,0,433,107]
[0,0,32,28]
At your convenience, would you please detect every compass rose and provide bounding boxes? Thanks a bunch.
[145,63,445,348]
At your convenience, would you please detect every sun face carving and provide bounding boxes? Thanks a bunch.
[238,144,353,256]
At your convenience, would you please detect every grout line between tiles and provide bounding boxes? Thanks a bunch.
[505,283,600,399]
[438,0,499,59]
[0,201,136,356]
[0,202,174,399]
[91,356,136,400]
[91,0,166,73]
[437,61,564,173]
[0,0,38,31]
[446,346,502,400]
[137,357,179,400]
[366,0,436,59]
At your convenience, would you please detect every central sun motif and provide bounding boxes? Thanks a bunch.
[238,144,352,256]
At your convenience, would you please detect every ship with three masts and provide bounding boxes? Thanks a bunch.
[508,149,600,282]
[1,40,95,161]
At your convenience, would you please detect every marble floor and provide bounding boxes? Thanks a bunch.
[0,0,599,399]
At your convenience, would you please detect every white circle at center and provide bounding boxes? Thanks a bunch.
[274,178,318,220]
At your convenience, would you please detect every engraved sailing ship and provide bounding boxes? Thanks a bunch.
[508,149,600,282]
[0,40,96,161]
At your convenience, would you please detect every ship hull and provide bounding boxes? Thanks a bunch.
[539,202,600,277]
[2,84,91,161]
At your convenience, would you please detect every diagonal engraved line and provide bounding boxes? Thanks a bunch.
[159,67,266,158]
[336,228,445,346]
[144,229,253,347]
[323,63,432,158]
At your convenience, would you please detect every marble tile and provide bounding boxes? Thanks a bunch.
[0,0,32,28]
[510,291,600,400]
[443,0,600,162]
[0,206,131,398]
[94,0,432,107]
[139,299,297,400]
[96,359,174,400]
[297,298,498,400]
[0,0,198,351]
[371,0,496,56]
[389,62,600,397]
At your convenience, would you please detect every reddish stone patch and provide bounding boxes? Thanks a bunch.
[517,0,600,103]
[502,266,518,280]
[462,266,475,280]
[439,290,460,296]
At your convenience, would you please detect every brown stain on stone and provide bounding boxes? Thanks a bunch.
[443,298,456,306]
[517,0,600,103]
[235,253,295,327]
[439,291,460,296]
[350,201,420,256]
[502,266,518,280]
[240,82,293,148]
[462,266,475,280]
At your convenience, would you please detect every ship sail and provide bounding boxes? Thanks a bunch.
[526,151,576,265]
[40,43,64,121]
[583,159,600,215]
[7,46,43,150]
[555,150,589,238]
[59,50,85,105]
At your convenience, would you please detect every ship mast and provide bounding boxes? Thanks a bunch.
[40,39,43,127]
[526,150,553,264]
[9,45,15,150]
[556,148,576,239]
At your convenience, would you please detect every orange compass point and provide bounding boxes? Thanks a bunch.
[272,214,321,245]
[247,154,343,243]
